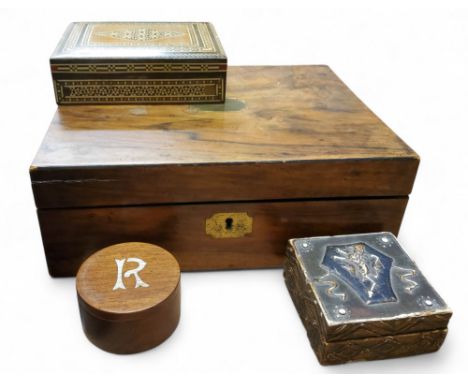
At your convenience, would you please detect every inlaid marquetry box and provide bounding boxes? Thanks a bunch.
[31,65,419,276]
[50,22,227,104]
[284,233,452,365]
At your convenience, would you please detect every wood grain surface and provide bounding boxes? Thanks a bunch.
[30,65,419,209]
[77,242,180,353]
[40,197,408,277]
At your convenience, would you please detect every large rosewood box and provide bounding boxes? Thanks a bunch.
[30,65,419,277]
[50,22,227,104]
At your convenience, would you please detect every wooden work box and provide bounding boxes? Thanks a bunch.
[50,22,227,104]
[30,65,419,277]
[284,233,451,365]
[77,242,181,354]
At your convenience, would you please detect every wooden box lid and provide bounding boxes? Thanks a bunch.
[284,232,452,364]
[31,65,419,209]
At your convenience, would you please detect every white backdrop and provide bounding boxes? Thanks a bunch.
[0,1,467,379]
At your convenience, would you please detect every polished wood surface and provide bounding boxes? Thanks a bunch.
[31,65,419,209]
[41,197,408,277]
[77,242,180,353]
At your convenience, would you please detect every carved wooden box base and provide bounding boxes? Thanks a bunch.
[284,233,452,365]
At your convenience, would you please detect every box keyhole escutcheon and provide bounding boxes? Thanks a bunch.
[205,212,253,238]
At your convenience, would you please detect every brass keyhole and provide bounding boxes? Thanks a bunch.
[206,212,252,238]
[225,217,233,230]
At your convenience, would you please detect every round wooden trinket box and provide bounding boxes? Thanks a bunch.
[76,242,180,354]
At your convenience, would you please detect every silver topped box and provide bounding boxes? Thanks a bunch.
[284,232,452,365]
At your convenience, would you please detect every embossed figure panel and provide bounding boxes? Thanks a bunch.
[322,243,397,304]
[50,22,227,104]
[284,232,452,365]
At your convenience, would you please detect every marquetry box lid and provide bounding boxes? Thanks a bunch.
[284,232,452,365]
[50,22,227,104]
